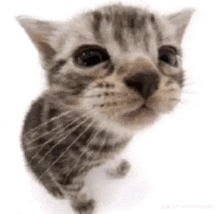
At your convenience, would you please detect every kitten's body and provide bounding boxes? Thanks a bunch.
[18,4,193,214]
[22,95,130,196]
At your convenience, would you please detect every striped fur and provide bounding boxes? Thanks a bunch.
[18,4,193,214]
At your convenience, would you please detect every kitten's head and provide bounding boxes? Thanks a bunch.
[17,4,193,134]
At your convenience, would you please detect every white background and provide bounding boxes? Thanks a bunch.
[1,0,220,213]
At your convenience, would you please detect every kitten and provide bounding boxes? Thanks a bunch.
[17,4,193,214]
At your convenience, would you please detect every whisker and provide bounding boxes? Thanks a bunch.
[71,130,108,177]
[24,112,76,146]
[157,88,177,93]
[72,30,90,40]
[31,111,97,163]
[25,110,95,150]
[183,82,195,87]
[49,91,128,101]
[23,109,74,139]
[83,92,127,98]
[178,99,192,104]
[48,171,65,195]
[62,91,128,99]
[170,98,180,102]
[92,131,108,154]
[183,78,195,85]
[92,98,139,108]
[38,117,97,181]
[181,90,197,95]
[64,128,102,179]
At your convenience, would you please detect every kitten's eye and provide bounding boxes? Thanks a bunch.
[158,46,178,67]
[74,45,109,67]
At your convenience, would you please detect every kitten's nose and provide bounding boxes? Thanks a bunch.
[125,72,160,99]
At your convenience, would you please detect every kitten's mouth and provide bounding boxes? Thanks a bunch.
[115,102,158,129]
[122,104,154,118]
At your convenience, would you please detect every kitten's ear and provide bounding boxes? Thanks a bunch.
[167,9,195,43]
[16,16,58,63]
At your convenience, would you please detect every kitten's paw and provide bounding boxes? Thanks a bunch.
[51,189,65,199]
[46,186,65,199]
[74,199,95,214]
[107,159,131,178]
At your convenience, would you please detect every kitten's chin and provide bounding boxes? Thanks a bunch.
[116,105,159,131]
[93,104,161,135]
[92,105,157,137]
[90,99,178,135]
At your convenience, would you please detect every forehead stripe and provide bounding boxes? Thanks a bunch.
[92,11,103,42]
[113,12,128,51]
[150,14,163,44]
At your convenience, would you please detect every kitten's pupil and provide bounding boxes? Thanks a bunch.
[159,46,178,67]
[79,50,105,66]
[74,45,109,67]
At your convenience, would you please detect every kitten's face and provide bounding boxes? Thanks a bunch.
[18,5,193,134]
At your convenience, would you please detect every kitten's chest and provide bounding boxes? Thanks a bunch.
[64,123,130,161]
[22,98,130,166]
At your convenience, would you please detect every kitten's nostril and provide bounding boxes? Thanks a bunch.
[125,72,160,99]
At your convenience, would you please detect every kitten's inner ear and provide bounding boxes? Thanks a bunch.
[16,16,57,62]
[167,8,194,43]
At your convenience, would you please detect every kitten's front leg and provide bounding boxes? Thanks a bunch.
[106,158,131,178]
[69,185,95,214]
[58,177,95,214]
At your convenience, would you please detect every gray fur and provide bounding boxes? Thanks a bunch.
[17,4,193,214]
